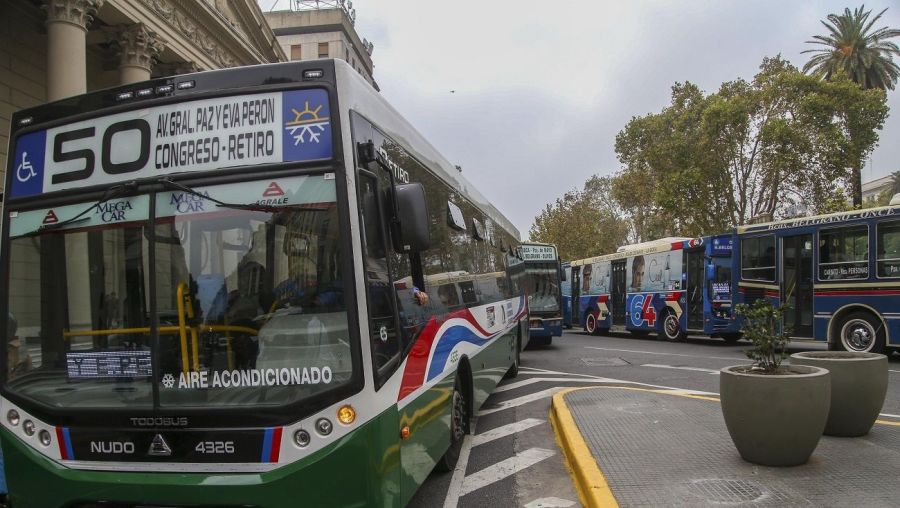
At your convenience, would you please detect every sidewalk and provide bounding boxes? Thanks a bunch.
[551,385,900,507]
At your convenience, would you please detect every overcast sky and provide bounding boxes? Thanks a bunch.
[266,0,900,238]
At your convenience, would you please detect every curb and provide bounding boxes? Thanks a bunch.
[549,387,619,508]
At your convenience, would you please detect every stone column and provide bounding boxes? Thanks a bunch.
[44,0,104,101]
[117,23,165,84]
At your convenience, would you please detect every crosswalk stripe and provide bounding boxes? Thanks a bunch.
[478,387,562,416]
[442,434,475,508]
[459,447,556,496]
[472,418,544,447]
[494,377,616,393]
[523,497,577,508]
[518,366,607,379]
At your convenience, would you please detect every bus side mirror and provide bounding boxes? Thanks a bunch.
[391,183,431,253]
[560,268,567,282]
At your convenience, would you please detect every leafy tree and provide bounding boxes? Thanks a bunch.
[529,176,629,261]
[802,5,900,91]
[613,56,888,230]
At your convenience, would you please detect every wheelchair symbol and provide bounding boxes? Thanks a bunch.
[16,151,37,183]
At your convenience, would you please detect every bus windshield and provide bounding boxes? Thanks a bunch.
[4,174,354,409]
[524,262,561,313]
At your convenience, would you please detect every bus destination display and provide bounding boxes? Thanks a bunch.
[9,89,332,199]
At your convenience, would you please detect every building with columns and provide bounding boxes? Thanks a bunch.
[0,0,287,193]
[264,2,377,91]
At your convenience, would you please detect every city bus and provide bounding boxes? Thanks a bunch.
[568,235,741,342]
[560,261,573,328]
[509,242,563,345]
[732,203,900,354]
[0,59,528,507]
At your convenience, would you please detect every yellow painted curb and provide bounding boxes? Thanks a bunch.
[550,387,619,508]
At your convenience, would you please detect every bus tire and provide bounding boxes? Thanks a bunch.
[436,374,470,472]
[721,333,741,344]
[505,332,521,379]
[661,311,685,342]
[836,311,886,354]
[585,314,599,335]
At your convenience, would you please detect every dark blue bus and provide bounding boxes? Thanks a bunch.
[732,204,900,354]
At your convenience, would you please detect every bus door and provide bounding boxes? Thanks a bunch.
[611,260,627,326]
[686,248,705,330]
[782,234,813,337]
[571,266,581,325]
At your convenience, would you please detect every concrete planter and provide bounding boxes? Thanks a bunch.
[720,365,830,466]
[790,351,887,437]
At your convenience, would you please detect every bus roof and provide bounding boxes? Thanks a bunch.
[570,237,697,266]
[736,204,900,235]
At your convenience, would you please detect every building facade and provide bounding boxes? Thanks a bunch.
[1,0,286,193]
[264,5,377,90]
[863,174,896,203]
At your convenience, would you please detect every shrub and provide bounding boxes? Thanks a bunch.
[734,299,792,373]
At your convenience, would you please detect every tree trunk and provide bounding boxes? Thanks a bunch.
[851,162,862,208]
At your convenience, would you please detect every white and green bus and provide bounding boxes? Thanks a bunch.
[0,59,528,507]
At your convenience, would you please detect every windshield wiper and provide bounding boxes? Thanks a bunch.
[25,181,139,235]
[157,179,327,213]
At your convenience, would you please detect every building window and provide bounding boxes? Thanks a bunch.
[345,49,349,62]
[318,42,329,58]
[290,44,302,61]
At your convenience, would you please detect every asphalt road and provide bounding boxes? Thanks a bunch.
[409,328,900,508]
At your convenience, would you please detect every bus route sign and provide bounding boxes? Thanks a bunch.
[521,244,557,262]
[8,89,332,199]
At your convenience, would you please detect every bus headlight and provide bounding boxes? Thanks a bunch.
[316,418,333,436]
[7,409,19,426]
[293,429,311,448]
[39,430,52,447]
[337,405,356,425]
[23,420,35,436]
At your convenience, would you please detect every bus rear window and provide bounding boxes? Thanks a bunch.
[877,221,900,278]
[819,225,869,280]
[740,235,775,281]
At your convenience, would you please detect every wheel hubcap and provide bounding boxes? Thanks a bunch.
[587,315,595,332]
[844,319,874,351]
[665,316,679,338]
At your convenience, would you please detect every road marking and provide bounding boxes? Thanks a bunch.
[443,433,475,508]
[472,418,544,447]
[641,363,721,375]
[523,497,577,507]
[584,345,743,362]
[478,387,563,416]
[495,377,617,393]
[519,366,609,379]
[459,447,556,496]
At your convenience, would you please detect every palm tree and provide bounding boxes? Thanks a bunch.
[802,5,900,91]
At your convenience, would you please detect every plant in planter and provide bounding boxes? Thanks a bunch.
[719,299,831,466]
[790,350,887,437]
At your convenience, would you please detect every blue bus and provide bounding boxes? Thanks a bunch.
[561,261,573,328]
[511,243,563,345]
[732,203,900,354]
[568,235,741,342]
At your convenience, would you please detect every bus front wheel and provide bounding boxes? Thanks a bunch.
[837,311,886,354]
[505,333,521,379]
[436,375,470,472]
[585,314,599,335]
[661,312,685,342]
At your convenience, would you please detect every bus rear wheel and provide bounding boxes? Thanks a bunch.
[661,312,685,342]
[585,314,599,335]
[837,311,886,354]
[436,376,470,472]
